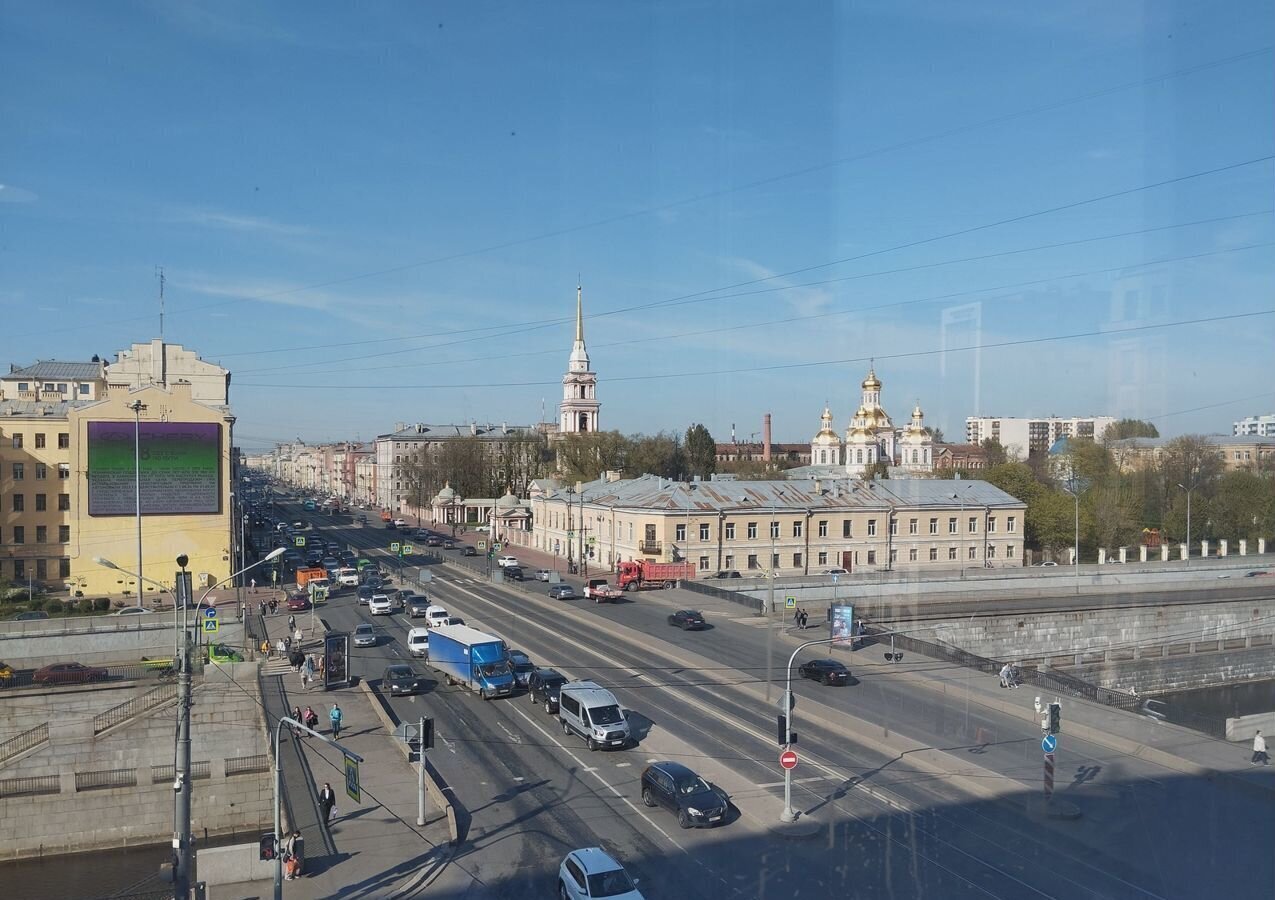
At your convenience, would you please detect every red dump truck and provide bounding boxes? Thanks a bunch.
[615,560,695,592]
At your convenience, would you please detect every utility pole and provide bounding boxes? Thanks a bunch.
[130,400,147,605]
[173,554,193,900]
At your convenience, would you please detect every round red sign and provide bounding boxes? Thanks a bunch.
[779,749,798,770]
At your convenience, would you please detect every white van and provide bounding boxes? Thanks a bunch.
[558,681,631,751]
[424,605,451,628]
[406,627,430,658]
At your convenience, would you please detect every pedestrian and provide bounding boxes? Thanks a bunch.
[318,655,325,682]
[318,782,336,825]
[288,614,296,633]
[304,705,319,732]
[801,609,809,629]
[269,598,278,616]
[250,577,257,593]
[1253,730,1269,766]
[276,637,288,658]
[302,655,314,690]
[998,662,1012,689]
[259,599,267,619]
[329,703,343,739]
[291,706,302,736]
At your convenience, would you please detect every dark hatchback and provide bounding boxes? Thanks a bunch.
[527,668,568,713]
[462,546,477,557]
[503,566,525,582]
[382,664,424,695]
[798,658,851,685]
[640,761,728,828]
[667,609,707,630]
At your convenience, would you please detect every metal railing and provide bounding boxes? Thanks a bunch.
[683,578,763,612]
[0,721,50,766]
[0,774,60,798]
[75,767,138,791]
[226,753,270,777]
[92,682,178,735]
[150,760,211,783]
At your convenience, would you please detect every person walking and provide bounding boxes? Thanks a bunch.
[329,703,343,739]
[250,577,257,593]
[800,609,809,630]
[303,705,319,733]
[318,782,336,825]
[999,662,1013,689]
[259,599,267,619]
[291,706,303,736]
[302,655,314,690]
[288,614,296,634]
[1252,730,1269,765]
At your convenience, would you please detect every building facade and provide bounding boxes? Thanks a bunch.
[965,415,1117,458]
[801,368,933,477]
[1108,435,1275,474]
[105,340,231,406]
[528,474,1026,576]
[1234,414,1275,437]
[1,359,108,403]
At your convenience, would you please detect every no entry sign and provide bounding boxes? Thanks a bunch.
[779,749,798,770]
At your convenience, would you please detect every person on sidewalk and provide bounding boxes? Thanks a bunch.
[329,703,343,738]
[291,706,303,735]
[288,614,296,634]
[304,706,319,733]
[1252,730,1269,765]
[318,782,336,825]
[999,662,1013,689]
[302,655,314,690]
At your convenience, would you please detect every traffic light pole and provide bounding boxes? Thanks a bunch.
[780,637,837,823]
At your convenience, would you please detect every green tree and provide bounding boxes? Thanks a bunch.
[980,438,1008,465]
[555,431,630,483]
[684,424,717,479]
[925,426,945,443]
[1105,418,1160,441]
[625,432,686,479]
[1205,470,1275,542]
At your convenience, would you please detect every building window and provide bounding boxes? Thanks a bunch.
[79,384,89,395]
[13,526,24,543]
[930,517,938,534]
[10,434,21,449]
[771,552,780,568]
[747,554,759,570]
[867,519,877,537]
[770,521,780,539]
[59,558,71,578]
[949,547,957,560]
[17,382,27,391]
[843,519,852,538]
[792,521,802,538]
[698,556,709,571]
[817,551,828,565]
[909,547,918,561]
[969,546,977,560]
[13,559,24,580]
[675,524,686,541]
[1007,516,1016,534]
[1006,544,1015,559]
[793,552,802,567]
[37,463,48,479]
[867,550,876,565]
[948,517,957,534]
[35,494,46,511]
[58,433,69,449]
[12,494,23,512]
[889,519,897,536]
[699,523,710,541]
[725,523,736,540]
[818,520,828,537]
[724,555,734,568]
[11,463,23,480]
[890,548,898,564]
[929,547,938,561]
[35,525,47,543]
[987,516,997,533]
[909,518,918,535]
[747,522,758,539]
[36,559,46,580]
[59,525,70,543]
[35,433,46,449]
[968,516,977,534]
[58,493,70,511]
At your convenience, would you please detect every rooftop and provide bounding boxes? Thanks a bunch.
[378,422,537,441]
[1108,434,1275,449]
[6,360,105,380]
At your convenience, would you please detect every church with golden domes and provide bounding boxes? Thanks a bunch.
[808,367,934,477]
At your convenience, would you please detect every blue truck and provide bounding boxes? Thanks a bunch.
[427,624,515,700]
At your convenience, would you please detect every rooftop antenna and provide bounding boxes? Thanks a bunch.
[155,266,165,341]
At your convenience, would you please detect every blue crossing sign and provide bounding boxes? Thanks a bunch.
[1041,734,1057,754]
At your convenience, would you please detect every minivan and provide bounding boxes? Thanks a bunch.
[406,627,430,658]
[558,681,631,751]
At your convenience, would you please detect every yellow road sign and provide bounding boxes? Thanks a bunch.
[202,618,220,633]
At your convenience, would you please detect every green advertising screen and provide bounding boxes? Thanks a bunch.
[87,421,222,515]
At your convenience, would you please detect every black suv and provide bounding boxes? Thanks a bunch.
[504,566,525,582]
[527,668,568,713]
[640,761,728,829]
[667,610,707,630]
[798,658,850,685]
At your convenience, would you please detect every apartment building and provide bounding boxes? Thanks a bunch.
[965,415,1117,458]
[1234,414,1275,437]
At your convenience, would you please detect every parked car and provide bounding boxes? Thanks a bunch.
[287,594,311,611]
[463,546,477,557]
[497,555,519,568]
[503,566,525,582]
[535,569,552,582]
[14,611,49,620]
[528,668,568,713]
[821,567,849,576]
[509,650,534,689]
[113,606,154,616]
[548,584,576,600]
[558,848,644,900]
[640,761,728,828]
[353,624,377,647]
[382,664,424,696]
[208,643,244,664]
[798,658,851,685]
[667,610,707,630]
[33,662,109,685]
[711,570,742,579]
[406,595,431,618]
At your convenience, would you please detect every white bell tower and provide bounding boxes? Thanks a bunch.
[559,283,601,433]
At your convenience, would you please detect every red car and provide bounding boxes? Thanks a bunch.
[33,662,109,685]
[286,593,311,611]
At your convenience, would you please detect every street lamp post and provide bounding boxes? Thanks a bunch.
[1177,482,1194,567]
[780,637,838,822]
[129,400,147,604]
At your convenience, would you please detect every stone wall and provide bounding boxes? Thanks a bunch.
[1064,645,1275,695]
[0,662,271,860]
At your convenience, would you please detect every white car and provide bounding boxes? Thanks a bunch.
[821,567,849,576]
[424,605,451,628]
[497,555,519,568]
[113,606,154,616]
[336,568,360,586]
[369,593,393,615]
[393,518,407,528]
[559,848,644,900]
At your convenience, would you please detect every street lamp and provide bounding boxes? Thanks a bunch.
[1177,482,1194,567]
[128,400,147,604]
[780,637,838,822]
[952,484,972,579]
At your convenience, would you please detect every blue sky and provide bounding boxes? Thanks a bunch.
[2,1,1272,451]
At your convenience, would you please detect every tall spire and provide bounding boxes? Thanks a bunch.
[575,282,584,343]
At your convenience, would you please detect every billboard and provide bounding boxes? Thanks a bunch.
[87,421,222,516]
[831,602,856,645]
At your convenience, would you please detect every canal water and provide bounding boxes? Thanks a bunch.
[1150,678,1275,735]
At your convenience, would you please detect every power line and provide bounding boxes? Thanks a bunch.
[234,306,1275,390]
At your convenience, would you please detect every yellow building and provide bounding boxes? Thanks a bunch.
[0,400,77,590]
[67,383,235,598]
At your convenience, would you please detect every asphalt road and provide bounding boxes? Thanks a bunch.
[278,501,1274,899]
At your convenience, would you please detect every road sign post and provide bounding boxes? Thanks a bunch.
[1043,752,1055,799]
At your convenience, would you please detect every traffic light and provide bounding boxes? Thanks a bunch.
[421,716,435,751]
[777,715,797,746]
[258,832,277,861]
[1047,702,1061,735]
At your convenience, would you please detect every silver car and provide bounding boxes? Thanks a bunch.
[353,623,377,647]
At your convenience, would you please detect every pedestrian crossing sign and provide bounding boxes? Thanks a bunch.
[344,756,361,803]
[294,536,305,547]
[202,618,219,634]
[403,544,414,554]
[390,542,401,553]
[785,596,796,609]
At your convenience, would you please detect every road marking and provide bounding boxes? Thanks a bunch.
[614,762,632,768]
[498,722,522,745]
[581,766,598,773]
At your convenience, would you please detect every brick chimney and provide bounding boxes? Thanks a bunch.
[763,413,772,462]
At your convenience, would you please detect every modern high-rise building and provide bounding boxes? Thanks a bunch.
[965,415,1117,458]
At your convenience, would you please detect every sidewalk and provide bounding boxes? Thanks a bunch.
[213,610,458,899]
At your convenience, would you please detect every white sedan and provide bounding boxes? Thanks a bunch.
[497,555,520,568]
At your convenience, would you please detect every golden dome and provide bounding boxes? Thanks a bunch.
[861,368,881,390]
